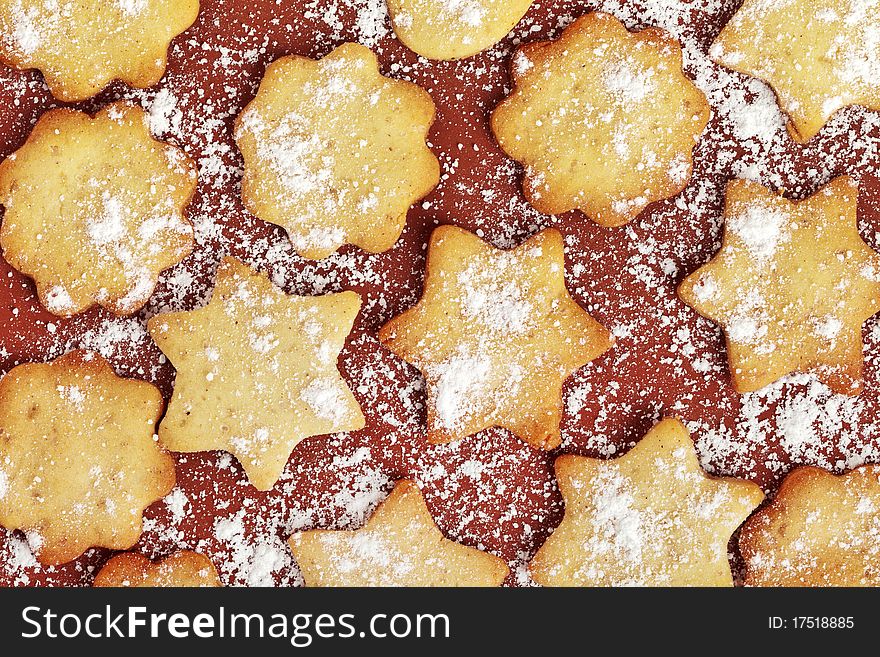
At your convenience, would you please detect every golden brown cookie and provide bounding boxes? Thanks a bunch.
[387,0,533,60]
[378,225,613,449]
[290,480,509,586]
[740,465,880,587]
[0,350,175,565]
[530,418,764,586]
[679,176,880,394]
[235,42,439,260]
[148,257,365,491]
[711,0,880,143]
[0,102,197,317]
[491,12,709,226]
[93,551,222,587]
[0,0,199,102]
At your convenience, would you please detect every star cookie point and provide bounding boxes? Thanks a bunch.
[386,0,534,60]
[491,11,710,226]
[235,42,440,260]
[290,479,509,586]
[93,551,222,587]
[379,225,613,449]
[0,350,175,565]
[712,0,880,143]
[0,101,197,317]
[679,176,880,394]
[148,256,365,491]
[0,0,200,102]
[530,418,764,586]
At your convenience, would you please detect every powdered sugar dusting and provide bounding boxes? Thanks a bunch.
[727,201,790,262]
[4,0,880,589]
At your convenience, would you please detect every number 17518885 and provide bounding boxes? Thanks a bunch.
[768,617,854,630]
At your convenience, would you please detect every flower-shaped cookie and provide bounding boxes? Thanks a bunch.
[290,480,509,586]
[379,225,613,449]
[679,177,880,394]
[711,0,880,143]
[148,257,365,491]
[530,418,764,586]
[491,12,710,226]
[0,102,197,317]
[0,350,175,565]
[0,0,200,102]
[387,0,533,60]
[235,42,439,260]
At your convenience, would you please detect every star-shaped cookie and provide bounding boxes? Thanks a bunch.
[235,42,439,260]
[711,0,880,143]
[740,465,880,587]
[491,12,710,226]
[530,418,764,586]
[289,480,509,586]
[93,551,222,587]
[0,0,200,102]
[386,0,533,60]
[0,350,175,565]
[148,257,365,491]
[378,226,613,449]
[679,176,880,394]
[0,102,197,317]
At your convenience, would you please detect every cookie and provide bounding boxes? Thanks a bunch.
[234,42,439,260]
[491,12,709,226]
[0,0,199,102]
[679,176,880,394]
[530,418,763,586]
[387,0,533,60]
[711,0,880,143]
[378,225,613,449]
[0,102,197,317]
[93,551,221,587]
[740,465,880,587]
[290,479,509,586]
[0,350,175,565]
[148,257,365,491]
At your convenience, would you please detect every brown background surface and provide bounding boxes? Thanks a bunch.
[2,0,880,586]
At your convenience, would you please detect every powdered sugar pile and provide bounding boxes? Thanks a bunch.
[441,0,487,28]
[3,0,61,55]
[116,0,147,16]
[604,59,657,104]
[726,201,790,262]
[315,526,416,581]
[689,373,877,480]
[213,510,293,587]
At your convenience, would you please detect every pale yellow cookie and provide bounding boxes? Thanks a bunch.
[491,12,709,226]
[93,551,222,587]
[711,0,880,143]
[387,0,533,60]
[530,418,764,586]
[290,480,509,586]
[148,257,365,491]
[0,350,175,565]
[741,465,880,587]
[0,102,197,317]
[679,176,880,394]
[235,42,439,260]
[0,0,200,102]
[379,226,613,449]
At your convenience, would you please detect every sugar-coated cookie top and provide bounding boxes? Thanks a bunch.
[0,0,199,101]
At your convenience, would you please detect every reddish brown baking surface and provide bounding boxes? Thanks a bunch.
[3,0,880,586]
